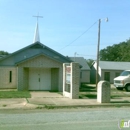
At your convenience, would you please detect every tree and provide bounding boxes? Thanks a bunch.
[0,51,9,55]
[99,39,130,61]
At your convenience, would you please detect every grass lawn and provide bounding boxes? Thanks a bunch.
[0,91,31,98]
[79,84,130,99]
[79,84,97,99]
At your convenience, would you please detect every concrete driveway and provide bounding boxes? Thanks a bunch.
[27,91,101,106]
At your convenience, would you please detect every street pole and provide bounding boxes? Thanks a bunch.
[96,19,101,88]
[74,52,77,62]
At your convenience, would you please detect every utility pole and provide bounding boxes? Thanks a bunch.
[96,19,101,88]
[96,18,108,88]
[74,52,77,62]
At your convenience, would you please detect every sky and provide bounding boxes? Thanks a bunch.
[0,0,130,60]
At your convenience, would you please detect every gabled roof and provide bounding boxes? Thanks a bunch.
[0,42,72,65]
[0,55,6,59]
[94,61,130,70]
[69,57,90,70]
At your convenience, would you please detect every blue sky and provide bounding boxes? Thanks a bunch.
[0,0,130,59]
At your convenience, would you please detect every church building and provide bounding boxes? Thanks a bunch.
[0,16,90,91]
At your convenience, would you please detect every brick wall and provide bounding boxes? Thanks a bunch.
[0,67,17,89]
[63,62,80,99]
[71,62,80,99]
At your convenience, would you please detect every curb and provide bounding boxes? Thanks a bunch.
[28,102,130,109]
[0,103,130,110]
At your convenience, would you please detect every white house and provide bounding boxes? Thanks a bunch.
[69,57,90,83]
[90,61,130,83]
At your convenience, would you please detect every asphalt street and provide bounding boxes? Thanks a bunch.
[0,107,130,130]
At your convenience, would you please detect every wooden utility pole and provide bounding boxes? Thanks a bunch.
[96,19,101,88]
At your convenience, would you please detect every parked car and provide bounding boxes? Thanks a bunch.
[114,70,130,91]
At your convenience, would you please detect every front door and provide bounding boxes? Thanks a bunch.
[29,68,51,90]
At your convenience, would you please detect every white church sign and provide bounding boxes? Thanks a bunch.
[66,66,71,84]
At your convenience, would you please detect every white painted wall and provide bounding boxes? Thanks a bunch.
[90,62,122,83]
[101,70,122,83]
[80,70,90,83]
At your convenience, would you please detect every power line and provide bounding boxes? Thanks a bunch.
[59,21,98,51]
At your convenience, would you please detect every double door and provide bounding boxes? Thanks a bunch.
[29,68,51,90]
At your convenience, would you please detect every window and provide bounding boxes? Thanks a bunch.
[9,71,12,83]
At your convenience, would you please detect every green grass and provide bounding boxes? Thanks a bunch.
[0,91,31,98]
[79,83,130,99]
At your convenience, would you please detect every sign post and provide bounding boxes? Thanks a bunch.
[63,62,80,99]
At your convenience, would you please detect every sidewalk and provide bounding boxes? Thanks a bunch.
[0,91,130,109]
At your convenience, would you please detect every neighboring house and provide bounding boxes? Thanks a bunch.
[69,57,90,83]
[90,61,130,83]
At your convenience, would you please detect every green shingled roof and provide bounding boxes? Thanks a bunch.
[0,42,72,66]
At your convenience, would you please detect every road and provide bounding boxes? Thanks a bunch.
[0,107,130,130]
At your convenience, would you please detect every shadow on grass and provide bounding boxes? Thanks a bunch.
[111,94,130,98]
[111,97,122,99]
[111,100,130,103]
[80,84,97,92]
[79,94,97,99]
